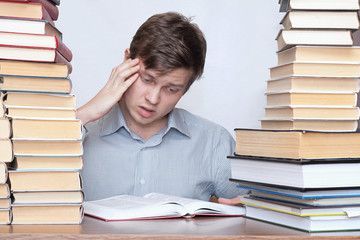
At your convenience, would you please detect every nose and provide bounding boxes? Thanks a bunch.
[145,87,160,105]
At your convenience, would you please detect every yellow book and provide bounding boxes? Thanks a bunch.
[240,195,359,217]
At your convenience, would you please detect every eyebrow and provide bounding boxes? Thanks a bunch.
[141,70,156,80]
[141,70,186,89]
[167,83,186,89]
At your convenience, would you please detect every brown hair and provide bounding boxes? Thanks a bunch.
[129,12,207,91]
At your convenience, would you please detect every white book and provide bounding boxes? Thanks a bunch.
[84,193,245,221]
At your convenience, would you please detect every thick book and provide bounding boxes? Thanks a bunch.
[277,46,360,65]
[270,62,360,79]
[276,29,353,51]
[266,76,359,93]
[0,31,72,61]
[279,0,360,12]
[0,184,10,198]
[0,46,72,72]
[249,190,360,207]
[0,118,11,139]
[11,204,83,224]
[0,162,10,184]
[12,190,84,204]
[0,139,12,162]
[0,17,61,40]
[84,193,245,221]
[280,11,359,30]
[245,205,360,232]
[266,91,358,107]
[0,60,69,78]
[0,198,10,209]
[0,75,72,94]
[229,155,360,189]
[0,209,11,224]
[6,106,76,120]
[0,0,59,20]
[12,139,83,156]
[10,118,82,140]
[10,156,83,170]
[0,1,54,22]
[231,179,360,199]
[234,129,360,160]
[4,92,76,109]
[264,106,360,120]
[239,195,360,217]
[9,170,82,191]
[261,118,358,132]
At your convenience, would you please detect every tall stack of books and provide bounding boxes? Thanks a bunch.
[0,93,12,224]
[229,0,360,233]
[0,0,84,224]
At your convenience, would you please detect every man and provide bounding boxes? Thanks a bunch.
[77,12,246,204]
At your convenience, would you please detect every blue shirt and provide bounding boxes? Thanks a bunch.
[81,104,246,201]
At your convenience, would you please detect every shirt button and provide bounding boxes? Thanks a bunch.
[140,178,146,185]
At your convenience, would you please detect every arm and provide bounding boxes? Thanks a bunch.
[213,127,249,205]
[77,57,140,125]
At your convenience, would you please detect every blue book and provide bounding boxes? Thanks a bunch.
[231,179,360,199]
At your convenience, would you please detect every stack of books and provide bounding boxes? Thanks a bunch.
[0,94,12,224]
[229,0,360,233]
[263,0,360,132]
[0,0,84,224]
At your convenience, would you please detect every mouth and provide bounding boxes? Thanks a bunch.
[139,106,155,118]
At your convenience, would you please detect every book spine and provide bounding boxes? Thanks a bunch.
[55,51,72,74]
[41,4,55,26]
[35,0,59,20]
[55,36,72,62]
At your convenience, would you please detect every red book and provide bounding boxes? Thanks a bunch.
[0,1,55,25]
[0,0,59,20]
[0,31,72,61]
[0,47,72,73]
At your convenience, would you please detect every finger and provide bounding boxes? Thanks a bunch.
[218,197,241,206]
[108,58,140,84]
[121,73,139,89]
[114,64,140,85]
[114,73,138,99]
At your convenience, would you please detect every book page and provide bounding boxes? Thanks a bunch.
[144,193,245,216]
[84,195,184,220]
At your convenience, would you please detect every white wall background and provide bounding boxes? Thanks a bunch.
[56,0,283,137]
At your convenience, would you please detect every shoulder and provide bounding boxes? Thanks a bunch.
[174,108,234,142]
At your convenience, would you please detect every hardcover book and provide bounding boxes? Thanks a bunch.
[84,192,245,221]
[234,129,360,160]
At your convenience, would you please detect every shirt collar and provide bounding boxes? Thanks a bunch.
[99,104,191,138]
[99,103,126,136]
[166,108,191,138]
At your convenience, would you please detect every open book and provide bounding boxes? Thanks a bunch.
[83,193,245,221]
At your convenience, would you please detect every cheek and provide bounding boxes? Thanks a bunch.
[161,94,183,110]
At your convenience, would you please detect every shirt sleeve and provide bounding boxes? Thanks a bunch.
[213,127,249,199]
[80,124,88,142]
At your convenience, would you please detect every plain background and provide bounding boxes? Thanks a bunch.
[56,1,284,137]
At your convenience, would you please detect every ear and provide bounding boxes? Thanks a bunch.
[124,48,131,61]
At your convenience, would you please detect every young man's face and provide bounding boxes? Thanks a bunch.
[120,58,192,133]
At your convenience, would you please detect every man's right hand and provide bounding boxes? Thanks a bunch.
[76,57,140,125]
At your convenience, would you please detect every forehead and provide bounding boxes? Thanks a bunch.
[139,58,192,86]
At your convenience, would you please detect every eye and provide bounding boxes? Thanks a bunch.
[167,87,179,94]
[143,78,151,83]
